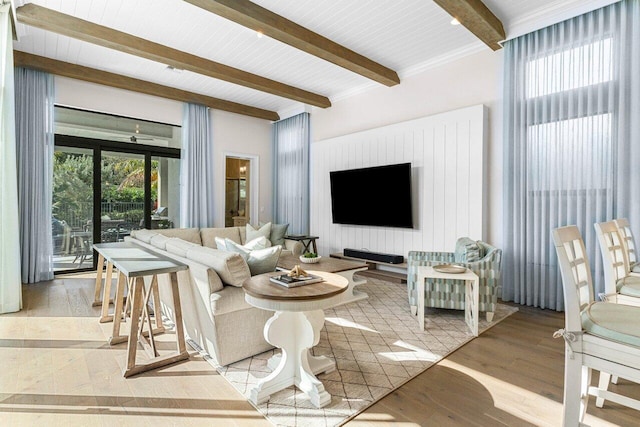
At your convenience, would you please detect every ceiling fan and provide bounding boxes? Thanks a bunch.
[128,135,154,143]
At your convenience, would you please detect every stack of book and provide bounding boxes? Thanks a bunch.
[269,273,324,288]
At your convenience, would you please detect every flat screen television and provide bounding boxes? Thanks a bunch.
[330,162,413,228]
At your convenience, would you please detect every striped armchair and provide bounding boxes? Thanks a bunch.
[407,239,502,322]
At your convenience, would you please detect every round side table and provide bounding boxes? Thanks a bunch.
[243,270,348,408]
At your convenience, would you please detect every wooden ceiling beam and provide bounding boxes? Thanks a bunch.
[15,3,330,108]
[14,51,280,121]
[184,0,400,86]
[433,0,505,51]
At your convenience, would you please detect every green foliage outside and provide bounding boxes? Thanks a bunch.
[53,151,159,228]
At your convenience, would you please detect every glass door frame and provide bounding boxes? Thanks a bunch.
[54,134,180,274]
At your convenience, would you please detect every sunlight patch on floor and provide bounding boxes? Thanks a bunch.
[376,339,441,363]
[440,359,620,427]
[325,316,380,333]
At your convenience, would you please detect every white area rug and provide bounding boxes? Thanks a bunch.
[200,276,517,427]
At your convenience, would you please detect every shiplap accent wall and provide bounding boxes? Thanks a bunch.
[311,104,487,259]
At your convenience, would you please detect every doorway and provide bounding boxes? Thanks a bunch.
[224,154,259,227]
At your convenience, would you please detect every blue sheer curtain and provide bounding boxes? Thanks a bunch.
[0,4,22,312]
[15,67,55,284]
[180,103,215,228]
[502,0,640,310]
[272,112,310,235]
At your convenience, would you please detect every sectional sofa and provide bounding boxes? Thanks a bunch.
[126,226,303,366]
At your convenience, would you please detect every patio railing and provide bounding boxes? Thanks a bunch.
[54,201,146,230]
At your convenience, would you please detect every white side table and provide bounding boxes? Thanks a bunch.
[416,266,480,336]
[243,271,348,408]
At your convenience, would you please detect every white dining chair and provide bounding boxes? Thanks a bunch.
[553,225,640,425]
[614,218,640,277]
[594,220,640,306]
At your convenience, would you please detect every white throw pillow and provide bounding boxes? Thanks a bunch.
[246,246,282,275]
[244,236,271,250]
[225,239,251,258]
[246,222,272,244]
[214,236,228,251]
[225,239,281,275]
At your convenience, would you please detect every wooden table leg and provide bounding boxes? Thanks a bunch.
[122,272,189,378]
[124,277,145,377]
[311,238,318,254]
[150,275,165,333]
[169,272,187,355]
[99,261,115,323]
[92,254,105,307]
[109,271,129,345]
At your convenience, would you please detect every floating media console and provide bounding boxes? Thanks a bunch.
[343,248,404,265]
[331,251,407,284]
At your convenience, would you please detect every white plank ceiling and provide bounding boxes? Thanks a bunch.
[12,0,620,118]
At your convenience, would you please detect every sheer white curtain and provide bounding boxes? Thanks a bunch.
[180,103,215,228]
[272,112,310,235]
[503,0,640,310]
[15,67,55,283]
[0,4,22,313]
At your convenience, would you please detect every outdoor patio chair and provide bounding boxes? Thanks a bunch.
[552,225,640,425]
[72,233,93,267]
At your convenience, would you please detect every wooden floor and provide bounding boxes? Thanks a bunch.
[1,277,639,426]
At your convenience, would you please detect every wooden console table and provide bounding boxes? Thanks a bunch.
[93,242,190,377]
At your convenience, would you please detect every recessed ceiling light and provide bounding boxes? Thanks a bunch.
[451,18,460,25]
[166,65,183,73]
[256,30,264,38]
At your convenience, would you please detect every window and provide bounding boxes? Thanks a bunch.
[526,37,613,98]
[527,113,612,192]
[52,108,181,273]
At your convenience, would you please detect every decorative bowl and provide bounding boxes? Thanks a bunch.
[433,264,466,274]
[299,255,321,264]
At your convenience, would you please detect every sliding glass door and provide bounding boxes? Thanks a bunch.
[100,151,145,242]
[53,136,180,273]
[52,146,94,271]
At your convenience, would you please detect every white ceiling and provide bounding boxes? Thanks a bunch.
[12,0,620,119]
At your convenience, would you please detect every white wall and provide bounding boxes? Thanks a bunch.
[55,77,273,227]
[312,105,486,257]
[212,110,272,226]
[312,49,503,247]
[55,77,183,125]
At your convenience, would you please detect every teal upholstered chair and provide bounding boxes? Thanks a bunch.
[407,238,502,322]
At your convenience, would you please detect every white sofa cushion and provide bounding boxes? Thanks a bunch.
[186,245,251,287]
[131,229,159,243]
[156,228,202,245]
[200,227,242,249]
[149,234,170,250]
[210,285,253,316]
[166,237,199,257]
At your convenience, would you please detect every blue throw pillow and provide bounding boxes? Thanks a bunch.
[454,237,483,263]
